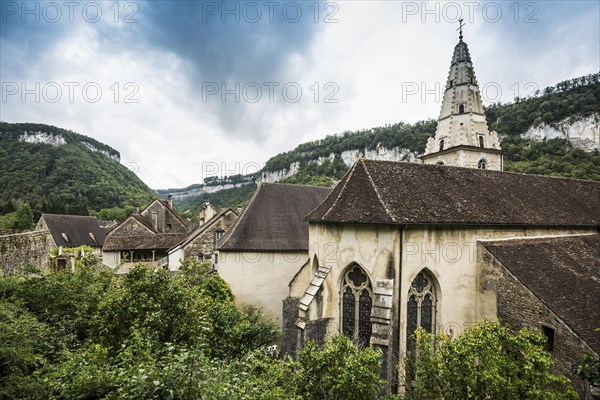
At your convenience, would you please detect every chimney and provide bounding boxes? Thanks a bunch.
[167,194,173,208]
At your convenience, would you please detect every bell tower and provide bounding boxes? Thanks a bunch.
[420,21,503,170]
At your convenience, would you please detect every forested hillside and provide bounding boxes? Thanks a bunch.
[0,123,157,227]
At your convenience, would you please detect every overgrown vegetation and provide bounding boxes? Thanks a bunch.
[0,258,388,399]
[404,322,579,400]
[0,123,157,221]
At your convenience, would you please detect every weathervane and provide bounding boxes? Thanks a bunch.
[457,18,465,41]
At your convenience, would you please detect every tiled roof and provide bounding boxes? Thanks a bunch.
[40,214,106,247]
[103,233,185,251]
[309,160,600,227]
[482,234,600,352]
[219,183,332,251]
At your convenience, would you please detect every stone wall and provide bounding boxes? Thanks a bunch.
[481,250,594,397]
[0,230,53,275]
[184,211,238,259]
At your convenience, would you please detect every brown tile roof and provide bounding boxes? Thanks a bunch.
[309,160,600,227]
[481,234,600,352]
[40,214,106,247]
[219,183,332,251]
[103,233,185,251]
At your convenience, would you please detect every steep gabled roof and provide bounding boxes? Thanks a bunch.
[103,233,185,251]
[308,160,600,227]
[130,213,158,233]
[40,214,106,247]
[481,234,600,352]
[219,183,332,251]
[156,199,188,227]
[170,208,237,251]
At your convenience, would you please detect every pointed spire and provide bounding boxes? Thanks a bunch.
[420,25,503,170]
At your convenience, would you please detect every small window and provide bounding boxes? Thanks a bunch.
[459,104,465,113]
[449,80,453,88]
[479,135,484,148]
[478,159,487,170]
[542,325,555,352]
[166,223,172,232]
[436,161,444,166]
[439,139,445,152]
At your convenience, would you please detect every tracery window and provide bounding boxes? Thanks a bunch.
[406,271,437,379]
[478,159,487,169]
[341,265,372,347]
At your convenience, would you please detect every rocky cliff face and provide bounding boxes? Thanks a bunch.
[521,113,599,152]
[18,131,121,162]
[259,145,419,184]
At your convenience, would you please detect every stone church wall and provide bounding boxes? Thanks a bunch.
[0,230,53,275]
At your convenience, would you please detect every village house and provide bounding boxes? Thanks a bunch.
[0,213,108,274]
[218,183,332,325]
[168,202,238,271]
[102,196,187,272]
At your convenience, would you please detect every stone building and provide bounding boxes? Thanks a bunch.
[1,213,107,274]
[286,159,599,392]
[102,197,187,272]
[218,183,332,325]
[167,206,238,271]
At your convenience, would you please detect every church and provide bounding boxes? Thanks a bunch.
[217,28,599,396]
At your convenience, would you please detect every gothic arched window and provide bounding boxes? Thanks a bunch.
[341,265,372,347]
[478,159,487,169]
[459,104,465,113]
[406,271,437,379]
[439,139,445,152]
[479,135,484,148]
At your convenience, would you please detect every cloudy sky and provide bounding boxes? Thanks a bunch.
[1,0,598,189]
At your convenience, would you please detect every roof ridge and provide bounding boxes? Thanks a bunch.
[219,184,260,249]
[364,159,600,184]
[321,161,359,221]
[362,159,396,223]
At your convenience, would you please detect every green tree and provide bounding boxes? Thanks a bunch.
[404,322,579,400]
[294,335,386,400]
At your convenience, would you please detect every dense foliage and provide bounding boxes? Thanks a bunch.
[404,322,579,400]
[0,258,388,399]
[485,73,600,136]
[0,123,157,221]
